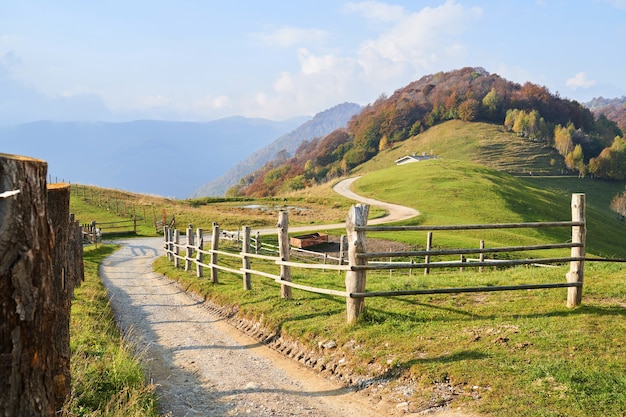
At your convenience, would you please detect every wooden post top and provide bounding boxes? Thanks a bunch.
[0,153,46,163]
[47,183,71,190]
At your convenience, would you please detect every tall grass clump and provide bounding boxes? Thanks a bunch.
[62,244,158,417]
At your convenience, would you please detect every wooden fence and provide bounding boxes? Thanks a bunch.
[81,218,137,243]
[163,194,586,324]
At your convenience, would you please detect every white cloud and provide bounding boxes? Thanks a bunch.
[273,72,294,93]
[566,72,597,89]
[239,1,483,120]
[297,48,338,75]
[254,26,328,48]
[356,1,481,70]
[211,95,229,109]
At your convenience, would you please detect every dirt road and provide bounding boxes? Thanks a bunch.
[255,177,419,235]
[331,177,419,224]
[99,178,474,416]
[101,237,392,416]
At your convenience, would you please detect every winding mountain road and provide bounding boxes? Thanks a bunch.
[256,176,419,235]
[332,177,419,225]
[99,179,473,416]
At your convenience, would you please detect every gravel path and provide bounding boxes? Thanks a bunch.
[331,177,419,224]
[101,237,391,417]
[99,179,474,417]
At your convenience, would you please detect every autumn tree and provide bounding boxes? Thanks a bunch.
[504,109,519,131]
[378,135,389,152]
[554,123,575,157]
[458,98,480,121]
[610,191,626,219]
[565,144,586,177]
[482,87,499,120]
[588,136,626,180]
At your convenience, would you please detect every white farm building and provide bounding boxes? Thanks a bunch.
[395,153,437,165]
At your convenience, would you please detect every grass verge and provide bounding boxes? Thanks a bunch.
[62,244,158,417]
[154,243,626,416]
[68,156,626,416]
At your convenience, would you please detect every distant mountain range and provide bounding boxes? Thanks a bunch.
[190,102,362,197]
[585,96,626,132]
[0,116,308,198]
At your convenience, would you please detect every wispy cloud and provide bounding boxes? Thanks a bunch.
[566,72,597,89]
[244,1,482,119]
[355,1,481,69]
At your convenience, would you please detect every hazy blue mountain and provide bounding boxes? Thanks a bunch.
[0,116,308,198]
[190,102,363,197]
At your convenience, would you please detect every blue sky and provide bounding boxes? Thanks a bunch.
[1,0,625,124]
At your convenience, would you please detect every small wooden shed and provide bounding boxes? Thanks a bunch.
[290,233,328,248]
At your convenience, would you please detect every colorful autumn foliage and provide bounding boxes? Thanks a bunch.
[232,67,623,197]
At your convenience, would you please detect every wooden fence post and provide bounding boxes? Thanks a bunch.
[68,214,85,290]
[255,231,260,254]
[338,234,347,276]
[47,184,77,410]
[174,229,180,268]
[185,224,194,271]
[424,231,432,275]
[196,228,204,278]
[210,223,219,284]
[242,226,252,290]
[345,204,369,324]
[1,154,58,416]
[479,240,485,273]
[277,211,292,299]
[163,226,170,260]
[567,193,586,308]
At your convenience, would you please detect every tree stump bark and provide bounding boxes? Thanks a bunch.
[47,183,72,410]
[0,154,72,416]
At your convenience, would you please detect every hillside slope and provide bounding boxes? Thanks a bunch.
[350,158,626,258]
[354,120,567,176]
[191,102,362,197]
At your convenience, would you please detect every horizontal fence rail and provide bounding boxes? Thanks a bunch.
[356,221,584,232]
[162,194,587,324]
[361,242,584,259]
[350,282,583,298]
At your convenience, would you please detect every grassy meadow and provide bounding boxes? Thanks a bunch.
[63,244,158,417]
[68,134,626,416]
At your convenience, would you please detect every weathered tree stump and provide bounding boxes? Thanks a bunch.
[1,154,83,416]
[1,154,57,416]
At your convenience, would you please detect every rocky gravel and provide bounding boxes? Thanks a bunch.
[101,237,393,417]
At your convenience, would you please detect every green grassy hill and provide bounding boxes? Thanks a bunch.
[355,119,567,176]
[349,158,626,258]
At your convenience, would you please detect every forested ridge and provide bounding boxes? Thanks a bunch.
[228,67,625,197]
[587,96,626,133]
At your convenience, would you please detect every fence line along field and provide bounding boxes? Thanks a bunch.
[68,183,357,237]
[163,194,586,324]
[65,170,626,416]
